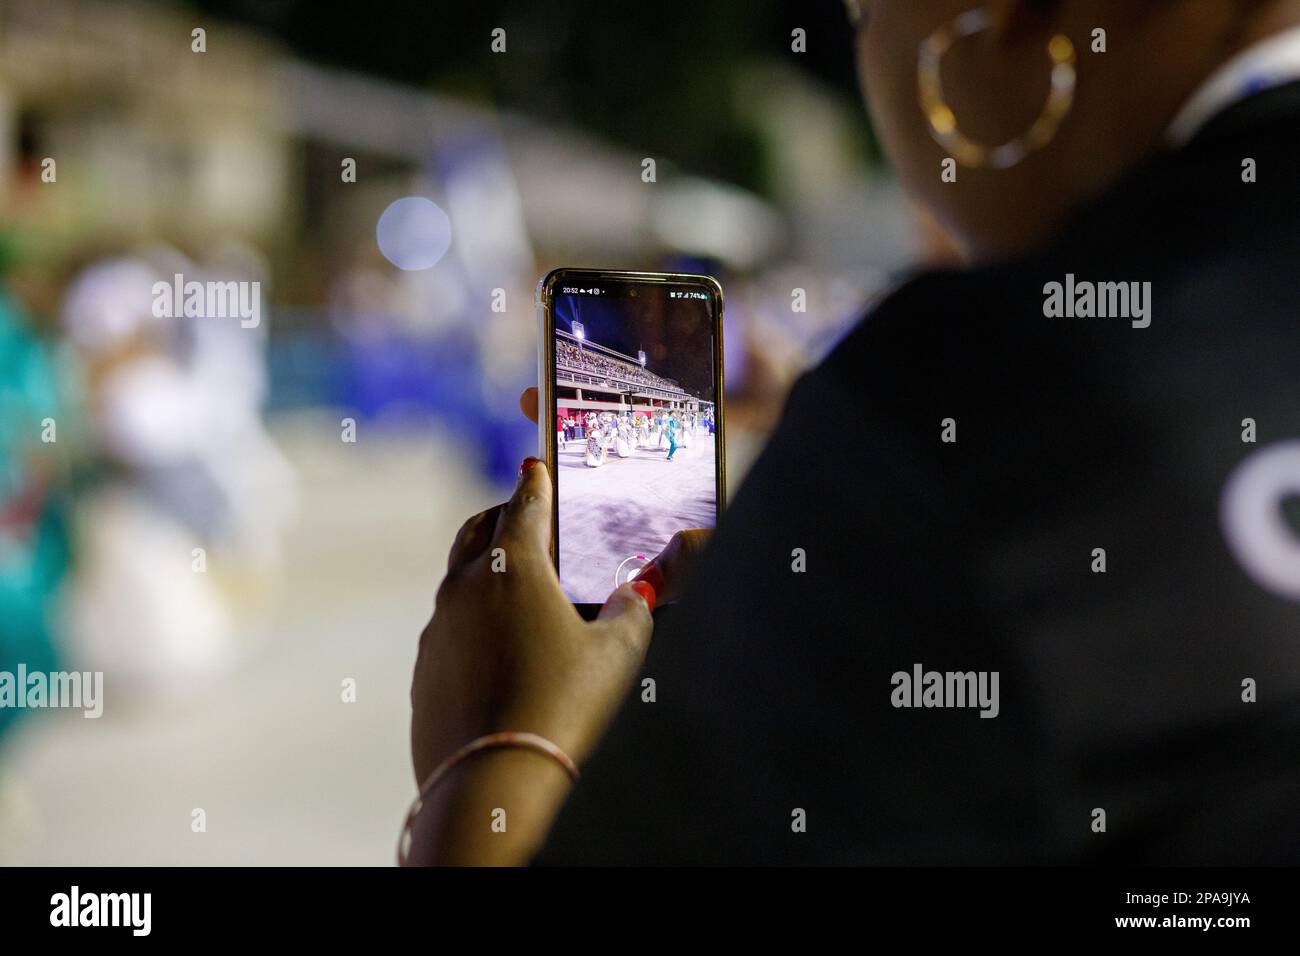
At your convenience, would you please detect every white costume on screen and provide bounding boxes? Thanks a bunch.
[585,429,606,467]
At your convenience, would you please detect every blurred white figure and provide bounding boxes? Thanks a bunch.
[59,244,296,697]
[191,240,298,574]
[616,418,633,458]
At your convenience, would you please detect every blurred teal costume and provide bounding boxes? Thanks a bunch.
[0,286,68,744]
[666,418,678,461]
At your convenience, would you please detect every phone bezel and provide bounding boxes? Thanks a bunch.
[536,267,727,619]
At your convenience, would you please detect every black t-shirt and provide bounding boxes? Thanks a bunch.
[537,84,1300,864]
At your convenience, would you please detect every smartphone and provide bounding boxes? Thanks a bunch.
[536,268,726,618]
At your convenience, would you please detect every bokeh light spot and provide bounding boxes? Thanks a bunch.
[376,197,452,271]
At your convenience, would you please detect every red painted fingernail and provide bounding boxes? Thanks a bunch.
[519,457,540,477]
[633,561,664,595]
[629,580,656,613]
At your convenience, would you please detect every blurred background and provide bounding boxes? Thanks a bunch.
[0,0,934,863]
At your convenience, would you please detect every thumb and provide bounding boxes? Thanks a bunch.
[595,580,656,660]
[519,386,539,425]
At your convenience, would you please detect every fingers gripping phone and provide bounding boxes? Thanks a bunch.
[537,268,726,619]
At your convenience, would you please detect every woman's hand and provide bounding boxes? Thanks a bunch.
[406,457,661,865]
[411,458,654,787]
[405,388,713,864]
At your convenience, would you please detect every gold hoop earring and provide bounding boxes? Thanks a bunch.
[918,7,1076,169]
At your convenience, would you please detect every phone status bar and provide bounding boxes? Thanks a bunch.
[558,285,708,300]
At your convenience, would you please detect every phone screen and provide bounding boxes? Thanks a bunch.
[546,274,722,606]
